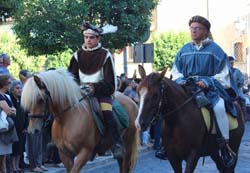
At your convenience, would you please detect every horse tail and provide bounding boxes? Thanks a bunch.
[122,101,139,173]
[129,127,139,171]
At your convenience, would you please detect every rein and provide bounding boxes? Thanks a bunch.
[166,89,202,116]
[58,95,87,115]
[28,84,87,119]
[149,81,202,125]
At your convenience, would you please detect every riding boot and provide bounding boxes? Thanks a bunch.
[155,147,168,160]
[218,138,236,167]
[106,117,124,159]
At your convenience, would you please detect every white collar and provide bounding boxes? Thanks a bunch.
[82,43,101,51]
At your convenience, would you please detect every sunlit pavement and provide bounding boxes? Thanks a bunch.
[23,121,250,173]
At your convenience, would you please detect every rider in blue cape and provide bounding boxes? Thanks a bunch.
[171,15,238,167]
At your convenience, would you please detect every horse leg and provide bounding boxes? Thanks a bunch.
[184,150,200,173]
[58,150,74,173]
[117,158,124,173]
[210,152,224,173]
[210,151,238,173]
[167,154,183,173]
[70,148,92,173]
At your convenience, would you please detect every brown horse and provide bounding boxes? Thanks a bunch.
[21,69,139,173]
[135,65,245,173]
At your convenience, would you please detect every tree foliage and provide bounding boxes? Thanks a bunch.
[0,0,21,14]
[0,27,46,78]
[151,32,190,71]
[0,26,72,78]
[12,0,158,56]
[13,0,88,55]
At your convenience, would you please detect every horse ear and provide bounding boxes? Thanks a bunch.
[138,65,146,79]
[158,67,168,81]
[132,69,137,80]
[34,75,45,89]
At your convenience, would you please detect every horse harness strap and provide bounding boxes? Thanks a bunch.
[28,114,47,119]
[59,95,87,115]
[150,81,206,126]
[149,82,164,125]
[31,82,88,118]
[165,86,203,117]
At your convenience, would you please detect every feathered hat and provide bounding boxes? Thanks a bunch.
[80,22,118,36]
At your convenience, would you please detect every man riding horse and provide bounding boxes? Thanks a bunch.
[171,15,237,167]
[68,22,124,159]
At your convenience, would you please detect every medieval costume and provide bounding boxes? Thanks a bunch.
[68,23,124,159]
[171,15,237,167]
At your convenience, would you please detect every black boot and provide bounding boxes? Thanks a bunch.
[106,117,124,159]
[218,139,236,167]
[155,147,167,160]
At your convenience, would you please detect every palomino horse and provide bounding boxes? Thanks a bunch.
[21,69,139,173]
[135,65,245,173]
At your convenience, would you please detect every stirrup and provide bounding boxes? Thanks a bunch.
[220,144,236,167]
[112,143,124,159]
[155,148,168,160]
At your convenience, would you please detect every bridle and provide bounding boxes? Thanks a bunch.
[28,86,52,120]
[149,81,165,126]
[149,80,201,126]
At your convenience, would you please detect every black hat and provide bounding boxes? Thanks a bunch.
[189,15,211,30]
[228,56,235,62]
[80,22,103,36]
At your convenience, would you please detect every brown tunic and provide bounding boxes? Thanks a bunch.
[68,47,115,97]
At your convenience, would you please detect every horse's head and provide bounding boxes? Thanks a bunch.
[21,75,51,134]
[21,69,82,134]
[135,65,168,131]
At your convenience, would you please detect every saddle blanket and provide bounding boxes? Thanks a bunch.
[201,107,238,134]
[90,98,129,136]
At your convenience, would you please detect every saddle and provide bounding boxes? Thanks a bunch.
[201,107,238,134]
[86,96,129,136]
[183,80,238,134]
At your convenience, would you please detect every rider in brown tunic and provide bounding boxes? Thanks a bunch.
[68,23,124,159]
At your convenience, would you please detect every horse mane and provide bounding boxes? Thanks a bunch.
[163,77,188,97]
[141,72,187,97]
[21,69,84,111]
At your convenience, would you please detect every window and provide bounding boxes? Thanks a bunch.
[234,42,243,62]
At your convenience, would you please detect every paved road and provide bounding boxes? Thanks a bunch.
[24,122,250,173]
[81,121,250,173]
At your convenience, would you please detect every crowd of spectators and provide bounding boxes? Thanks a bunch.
[0,53,60,173]
[1,51,250,172]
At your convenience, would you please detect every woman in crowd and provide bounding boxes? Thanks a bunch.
[0,74,16,173]
[9,80,28,172]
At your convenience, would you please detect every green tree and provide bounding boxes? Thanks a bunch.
[151,32,190,71]
[44,49,73,69]
[0,27,46,78]
[12,0,158,56]
[0,0,21,19]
